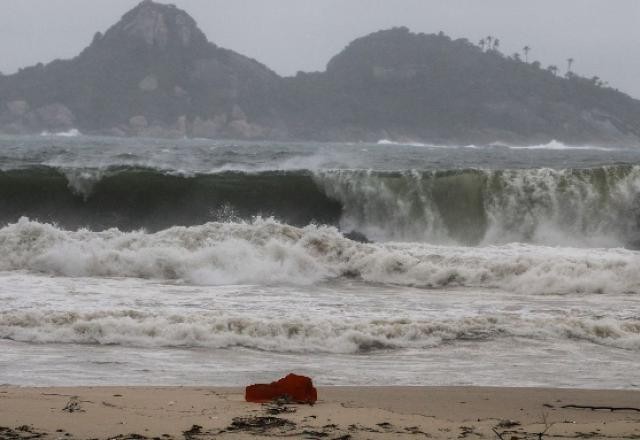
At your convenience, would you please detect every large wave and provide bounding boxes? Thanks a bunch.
[0,164,639,247]
[0,167,342,232]
[1,218,639,294]
[316,166,640,247]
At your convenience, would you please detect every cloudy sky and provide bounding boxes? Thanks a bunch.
[1,0,639,98]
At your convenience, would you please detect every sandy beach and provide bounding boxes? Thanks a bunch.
[1,386,639,439]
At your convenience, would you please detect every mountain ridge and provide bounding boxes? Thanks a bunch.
[1,0,639,145]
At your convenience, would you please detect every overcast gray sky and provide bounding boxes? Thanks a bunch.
[1,0,639,98]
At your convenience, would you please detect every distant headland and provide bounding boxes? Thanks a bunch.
[1,0,639,145]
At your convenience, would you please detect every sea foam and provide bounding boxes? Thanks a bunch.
[1,309,638,353]
[0,217,638,295]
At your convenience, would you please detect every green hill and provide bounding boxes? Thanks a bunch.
[283,27,640,144]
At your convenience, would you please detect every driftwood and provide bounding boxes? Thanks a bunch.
[561,404,640,412]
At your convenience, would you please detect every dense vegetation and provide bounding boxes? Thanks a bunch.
[283,27,640,144]
[1,1,639,145]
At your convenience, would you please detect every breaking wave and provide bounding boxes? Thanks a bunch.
[316,166,640,247]
[40,128,82,137]
[506,139,617,151]
[1,309,639,353]
[0,167,342,232]
[377,139,430,147]
[0,164,640,246]
[1,218,639,294]
[377,139,618,151]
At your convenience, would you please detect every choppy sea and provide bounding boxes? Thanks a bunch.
[1,133,639,388]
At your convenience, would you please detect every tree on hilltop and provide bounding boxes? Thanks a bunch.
[566,57,575,74]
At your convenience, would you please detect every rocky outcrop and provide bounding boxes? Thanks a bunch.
[35,104,75,130]
[138,75,159,91]
[6,100,29,117]
[106,0,203,49]
[191,115,225,138]
[0,100,75,133]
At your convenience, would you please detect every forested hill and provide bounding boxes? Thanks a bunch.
[0,0,285,139]
[1,1,639,145]
[282,27,640,145]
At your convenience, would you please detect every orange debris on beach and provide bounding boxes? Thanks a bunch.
[245,373,318,404]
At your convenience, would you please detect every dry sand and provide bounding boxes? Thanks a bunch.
[1,386,639,439]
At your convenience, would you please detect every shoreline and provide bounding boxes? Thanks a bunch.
[1,386,639,439]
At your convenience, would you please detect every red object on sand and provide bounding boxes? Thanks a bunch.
[245,373,318,404]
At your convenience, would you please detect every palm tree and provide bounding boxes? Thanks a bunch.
[486,36,493,50]
[523,46,531,63]
[512,52,522,62]
[478,38,486,51]
[493,38,500,51]
[547,65,559,76]
[567,58,574,74]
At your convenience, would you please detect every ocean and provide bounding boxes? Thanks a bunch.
[1,133,639,388]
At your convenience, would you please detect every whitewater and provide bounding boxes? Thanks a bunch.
[0,134,639,388]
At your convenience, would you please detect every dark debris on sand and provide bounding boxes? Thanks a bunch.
[496,419,521,428]
[226,416,296,433]
[301,429,329,438]
[62,397,84,413]
[263,401,297,415]
[0,426,45,440]
[106,434,149,440]
[2,392,442,440]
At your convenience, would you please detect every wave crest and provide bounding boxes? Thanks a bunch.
[1,165,640,247]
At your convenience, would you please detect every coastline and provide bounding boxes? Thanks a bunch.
[1,386,639,439]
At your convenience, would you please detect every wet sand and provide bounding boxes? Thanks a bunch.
[1,386,639,439]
